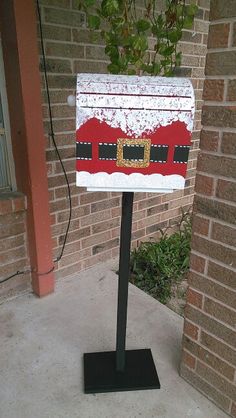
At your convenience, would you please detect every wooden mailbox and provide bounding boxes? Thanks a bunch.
[76,73,195,193]
[76,73,195,394]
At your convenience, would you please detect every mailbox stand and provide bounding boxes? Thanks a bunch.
[76,73,195,393]
[83,192,160,393]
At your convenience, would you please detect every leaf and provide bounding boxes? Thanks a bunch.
[84,0,96,7]
[136,19,151,32]
[127,68,136,75]
[107,63,120,74]
[175,51,182,67]
[183,15,194,29]
[167,29,182,43]
[159,44,175,56]
[176,4,184,18]
[186,4,198,16]
[101,0,119,17]
[88,14,101,30]
[105,45,119,61]
[132,35,148,51]
[153,62,161,75]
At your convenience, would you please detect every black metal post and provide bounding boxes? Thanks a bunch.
[116,192,134,372]
[83,193,160,393]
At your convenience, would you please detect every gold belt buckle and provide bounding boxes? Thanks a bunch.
[116,138,151,168]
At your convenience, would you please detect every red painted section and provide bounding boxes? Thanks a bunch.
[0,0,54,296]
[76,118,191,177]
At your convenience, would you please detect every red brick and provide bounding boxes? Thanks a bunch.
[0,235,24,252]
[12,196,26,212]
[221,132,236,155]
[197,152,236,178]
[46,146,75,161]
[81,230,111,250]
[41,23,71,41]
[186,287,203,309]
[0,199,13,215]
[181,364,231,412]
[204,296,236,328]
[194,195,236,225]
[55,261,83,280]
[196,361,236,402]
[192,234,236,268]
[50,196,78,213]
[80,191,108,205]
[210,0,236,20]
[58,248,91,268]
[0,246,26,265]
[0,258,29,279]
[233,23,236,47]
[137,213,161,229]
[207,24,230,49]
[188,271,236,310]
[45,118,76,133]
[206,52,236,76]
[231,402,236,418]
[201,331,236,367]
[216,179,236,203]
[59,226,90,245]
[146,203,168,216]
[227,79,236,101]
[92,237,119,255]
[192,214,209,236]
[194,173,214,196]
[211,221,236,247]
[203,79,224,101]
[190,253,206,273]
[91,197,120,213]
[92,217,119,234]
[207,261,236,290]
[184,320,199,341]
[138,195,162,210]
[182,350,196,370]
[81,249,113,270]
[183,335,235,381]
[185,305,236,348]
[0,220,25,239]
[58,204,90,223]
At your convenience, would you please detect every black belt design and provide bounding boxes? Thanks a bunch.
[76,141,190,164]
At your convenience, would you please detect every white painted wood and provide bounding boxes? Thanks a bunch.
[76,171,185,192]
[77,94,194,111]
[77,107,194,137]
[87,187,173,193]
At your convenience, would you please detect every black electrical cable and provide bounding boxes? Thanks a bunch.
[36,0,72,263]
[0,0,72,285]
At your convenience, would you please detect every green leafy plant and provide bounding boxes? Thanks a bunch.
[130,209,192,304]
[78,0,198,75]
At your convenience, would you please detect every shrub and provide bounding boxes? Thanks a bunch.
[130,209,191,304]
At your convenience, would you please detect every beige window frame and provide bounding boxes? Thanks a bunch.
[0,38,16,192]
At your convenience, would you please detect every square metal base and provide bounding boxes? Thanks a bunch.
[83,349,160,393]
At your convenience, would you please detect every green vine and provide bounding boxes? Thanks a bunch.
[78,0,198,76]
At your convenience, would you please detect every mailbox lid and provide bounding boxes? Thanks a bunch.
[76,73,194,112]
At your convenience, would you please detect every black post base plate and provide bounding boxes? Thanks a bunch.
[84,349,160,394]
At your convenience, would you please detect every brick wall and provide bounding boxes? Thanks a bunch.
[0,194,30,300]
[38,0,209,279]
[181,1,236,416]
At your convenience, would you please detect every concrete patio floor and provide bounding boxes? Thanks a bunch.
[0,259,228,418]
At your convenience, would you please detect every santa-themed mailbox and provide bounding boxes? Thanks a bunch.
[76,73,195,394]
[76,73,195,193]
